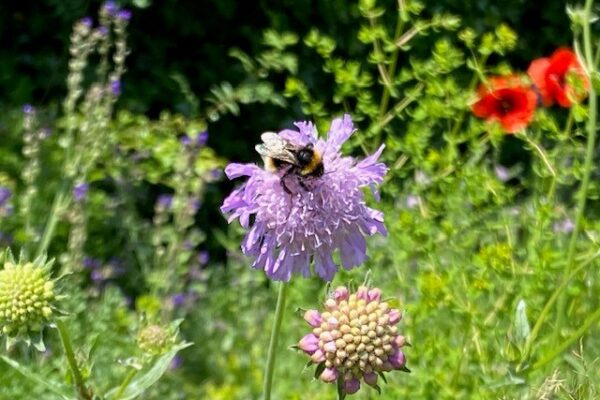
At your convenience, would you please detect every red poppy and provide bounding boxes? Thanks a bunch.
[527,48,589,107]
[471,75,537,134]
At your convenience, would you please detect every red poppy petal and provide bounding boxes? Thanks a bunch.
[527,57,552,106]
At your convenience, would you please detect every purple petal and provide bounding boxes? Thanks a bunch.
[343,378,360,394]
[327,114,355,149]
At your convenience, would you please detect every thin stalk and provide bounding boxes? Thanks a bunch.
[56,319,91,400]
[336,376,346,400]
[36,189,68,259]
[533,306,600,371]
[113,368,137,400]
[378,4,406,118]
[554,0,597,342]
[262,282,288,400]
[519,251,599,366]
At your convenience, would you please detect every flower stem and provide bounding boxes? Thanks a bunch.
[554,0,597,343]
[262,282,288,400]
[36,187,68,259]
[336,376,346,400]
[56,319,91,400]
[113,368,137,400]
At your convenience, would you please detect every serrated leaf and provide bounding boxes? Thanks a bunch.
[1,355,76,400]
[105,342,193,400]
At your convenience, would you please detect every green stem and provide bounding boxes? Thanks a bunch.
[262,282,288,400]
[56,319,91,400]
[113,368,137,400]
[554,0,597,342]
[519,250,599,366]
[533,306,600,371]
[378,4,405,118]
[336,376,346,400]
[36,188,68,259]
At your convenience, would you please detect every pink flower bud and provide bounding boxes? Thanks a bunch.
[311,349,326,363]
[367,288,382,302]
[327,316,339,328]
[393,335,406,348]
[304,310,322,327]
[388,309,402,325]
[298,334,319,354]
[364,371,378,386]
[323,341,337,353]
[320,367,338,383]
[381,361,393,371]
[389,350,406,369]
[356,286,368,301]
[333,286,349,301]
[343,378,361,394]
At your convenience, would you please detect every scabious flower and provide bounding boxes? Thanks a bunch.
[298,286,409,395]
[0,250,59,351]
[471,75,537,134]
[528,48,589,107]
[221,115,387,281]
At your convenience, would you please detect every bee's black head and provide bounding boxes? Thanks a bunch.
[297,147,314,166]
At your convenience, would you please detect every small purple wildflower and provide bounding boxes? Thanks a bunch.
[96,26,109,37]
[494,165,510,182]
[188,198,201,214]
[553,218,574,234]
[156,194,173,210]
[171,293,187,308]
[221,114,388,281]
[179,135,192,147]
[110,78,121,96]
[116,9,132,21]
[23,104,35,115]
[0,187,11,207]
[91,269,104,283]
[79,17,93,28]
[196,131,208,146]
[169,355,183,371]
[102,1,118,16]
[73,183,89,202]
[197,251,209,266]
[83,257,102,270]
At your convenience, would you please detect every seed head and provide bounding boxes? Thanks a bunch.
[137,325,170,355]
[298,286,409,395]
[0,249,58,350]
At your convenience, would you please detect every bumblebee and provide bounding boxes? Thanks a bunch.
[255,132,324,193]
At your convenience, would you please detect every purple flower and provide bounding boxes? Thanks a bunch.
[102,1,118,16]
[156,194,173,210]
[221,115,387,281]
[73,183,89,202]
[405,195,419,209]
[171,293,187,307]
[110,78,121,96]
[96,26,109,37]
[554,218,574,234]
[196,131,208,146]
[23,104,35,115]
[79,17,93,28]
[197,251,209,266]
[83,257,102,270]
[116,9,132,21]
[0,187,11,207]
[169,355,183,371]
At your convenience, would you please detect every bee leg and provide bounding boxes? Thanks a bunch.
[280,166,294,194]
[297,177,309,191]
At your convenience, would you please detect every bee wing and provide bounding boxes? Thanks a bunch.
[255,132,300,166]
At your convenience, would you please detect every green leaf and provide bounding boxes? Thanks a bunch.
[1,355,76,400]
[515,299,530,349]
[105,342,193,400]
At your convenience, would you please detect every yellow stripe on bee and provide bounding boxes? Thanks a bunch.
[300,151,322,175]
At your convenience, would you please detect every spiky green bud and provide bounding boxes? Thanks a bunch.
[137,325,170,355]
[0,249,58,351]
